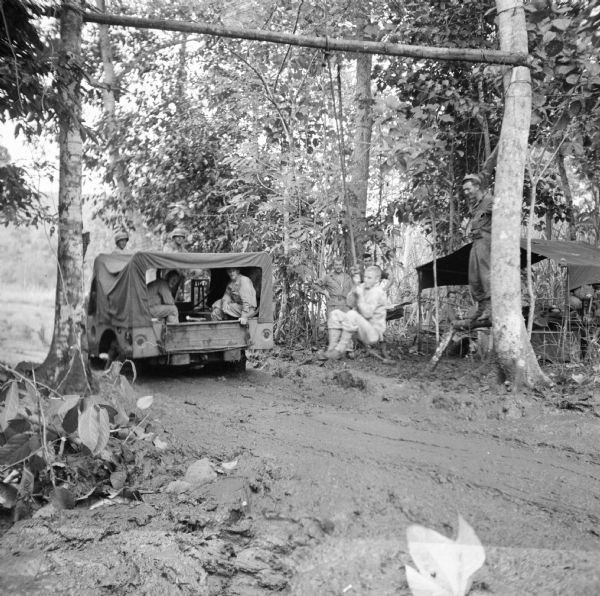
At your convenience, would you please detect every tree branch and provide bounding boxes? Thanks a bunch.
[78,10,529,65]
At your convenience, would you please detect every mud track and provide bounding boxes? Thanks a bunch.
[1,352,600,594]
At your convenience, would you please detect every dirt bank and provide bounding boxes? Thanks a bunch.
[1,350,600,595]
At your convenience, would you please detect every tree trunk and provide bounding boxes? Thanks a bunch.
[348,20,373,259]
[38,0,94,394]
[492,0,550,386]
[96,0,153,250]
[557,149,576,241]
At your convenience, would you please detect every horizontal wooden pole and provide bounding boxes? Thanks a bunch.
[80,11,529,66]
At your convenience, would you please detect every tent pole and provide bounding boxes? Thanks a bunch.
[561,265,570,361]
[417,271,423,352]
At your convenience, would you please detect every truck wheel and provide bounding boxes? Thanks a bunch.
[232,351,247,372]
[105,338,124,369]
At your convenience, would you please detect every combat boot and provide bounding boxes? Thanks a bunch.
[470,301,484,321]
[326,330,353,360]
[318,328,342,360]
[475,299,491,322]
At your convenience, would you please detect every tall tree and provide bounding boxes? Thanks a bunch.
[492,0,550,386]
[37,0,93,394]
[347,17,374,261]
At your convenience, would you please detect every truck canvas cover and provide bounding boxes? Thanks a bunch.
[91,251,273,327]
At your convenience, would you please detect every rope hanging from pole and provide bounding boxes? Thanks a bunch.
[326,53,357,266]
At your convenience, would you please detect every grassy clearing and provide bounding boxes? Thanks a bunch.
[0,285,54,365]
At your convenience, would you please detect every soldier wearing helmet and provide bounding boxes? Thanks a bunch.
[464,173,493,323]
[113,230,130,253]
[166,227,188,253]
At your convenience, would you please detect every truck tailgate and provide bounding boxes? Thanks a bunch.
[164,321,249,353]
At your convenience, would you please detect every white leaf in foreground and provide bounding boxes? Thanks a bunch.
[78,404,110,455]
[406,565,452,596]
[406,515,485,596]
[136,395,154,410]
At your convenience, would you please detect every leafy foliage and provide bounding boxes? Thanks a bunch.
[0,364,156,519]
[0,0,54,129]
[0,1,58,227]
[0,162,52,226]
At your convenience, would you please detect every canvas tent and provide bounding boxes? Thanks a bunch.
[416,239,600,292]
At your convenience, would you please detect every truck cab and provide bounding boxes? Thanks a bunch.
[87,251,274,369]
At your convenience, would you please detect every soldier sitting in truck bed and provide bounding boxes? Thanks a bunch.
[210,267,257,326]
[147,270,180,324]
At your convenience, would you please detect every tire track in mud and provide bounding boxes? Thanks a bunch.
[142,368,600,553]
[235,409,600,532]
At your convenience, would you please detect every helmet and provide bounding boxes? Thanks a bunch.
[463,174,482,186]
[171,227,186,239]
[114,230,129,242]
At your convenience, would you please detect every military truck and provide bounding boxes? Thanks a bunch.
[87,251,274,369]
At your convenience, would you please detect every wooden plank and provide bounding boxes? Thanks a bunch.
[164,321,248,353]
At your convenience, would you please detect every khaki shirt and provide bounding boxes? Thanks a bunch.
[147,279,175,307]
[353,283,388,339]
[222,275,257,318]
[471,192,493,238]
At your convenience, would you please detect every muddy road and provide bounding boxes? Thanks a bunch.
[2,351,600,595]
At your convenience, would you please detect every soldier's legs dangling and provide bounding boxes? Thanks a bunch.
[469,236,491,321]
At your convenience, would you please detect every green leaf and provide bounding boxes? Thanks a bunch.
[0,483,18,509]
[62,406,79,435]
[0,381,20,431]
[551,18,572,31]
[555,65,576,76]
[545,39,563,57]
[46,395,81,421]
[565,74,580,85]
[136,395,154,410]
[532,93,546,107]
[0,433,38,466]
[385,95,401,110]
[78,404,110,455]
[18,468,35,497]
[569,100,582,116]
[110,469,127,490]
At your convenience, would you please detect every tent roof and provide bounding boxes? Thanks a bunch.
[416,239,600,291]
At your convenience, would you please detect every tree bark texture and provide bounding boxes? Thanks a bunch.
[493,0,550,386]
[78,11,528,65]
[348,23,373,259]
[39,1,93,394]
[557,150,576,241]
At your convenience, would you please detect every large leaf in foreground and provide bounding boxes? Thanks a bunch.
[406,515,485,596]
[0,433,40,466]
[0,381,20,431]
[78,404,110,455]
